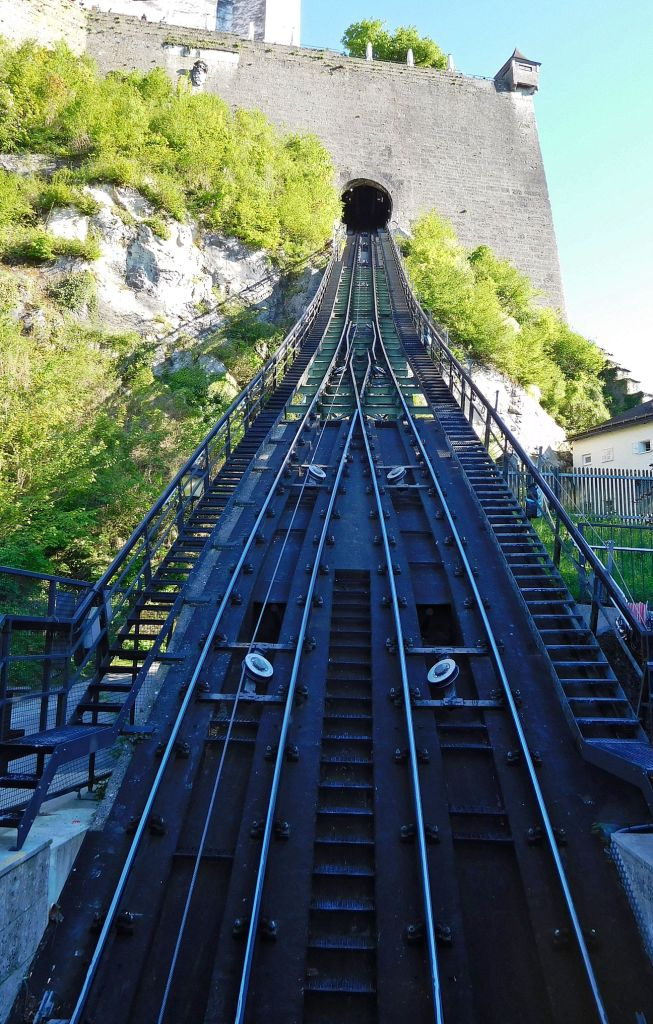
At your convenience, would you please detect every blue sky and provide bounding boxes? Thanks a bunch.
[302,0,653,392]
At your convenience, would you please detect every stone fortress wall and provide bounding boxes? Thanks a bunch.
[0,0,87,53]
[0,1,565,309]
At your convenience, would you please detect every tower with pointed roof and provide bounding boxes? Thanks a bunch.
[495,49,541,94]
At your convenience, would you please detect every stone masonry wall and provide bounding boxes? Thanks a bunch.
[85,14,565,309]
[1,5,565,309]
[0,0,86,53]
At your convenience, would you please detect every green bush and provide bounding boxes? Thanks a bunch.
[166,366,210,407]
[0,227,101,264]
[0,268,20,311]
[403,211,610,432]
[342,20,447,68]
[1,228,55,264]
[47,270,97,312]
[0,171,36,228]
[0,40,341,263]
[142,215,170,240]
[52,233,101,260]
[35,177,101,217]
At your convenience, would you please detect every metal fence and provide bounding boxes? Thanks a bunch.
[501,467,653,603]
[524,466,653,521]
[578,522,653,605]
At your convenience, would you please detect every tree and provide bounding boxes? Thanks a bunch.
[341,20,447,69]
[402,210,611,432]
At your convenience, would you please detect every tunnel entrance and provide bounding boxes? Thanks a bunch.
[342,181,392,230]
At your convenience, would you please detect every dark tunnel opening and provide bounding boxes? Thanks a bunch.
[342,182,392,230]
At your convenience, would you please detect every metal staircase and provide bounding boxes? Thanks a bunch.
[378,229,653,809]
[0,242,346,848]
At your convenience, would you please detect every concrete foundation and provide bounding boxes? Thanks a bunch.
[0,795,97,1021]
[612,828,653,964]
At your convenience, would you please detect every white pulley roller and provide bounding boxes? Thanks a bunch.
[307,464,327,482]
[387,466,407,484]
[427,657,459,690]
[243,651,274,683]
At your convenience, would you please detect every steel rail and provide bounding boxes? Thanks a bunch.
[370,236,610,1024]
[349,343,445,1024]
[64,239,360,1024]
[155,319,360,1024]
[233,357,362,1024]
[66,238,343,633]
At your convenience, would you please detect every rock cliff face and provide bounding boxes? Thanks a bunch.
[46,185,291,333]
[17,179,322,385]
[467,361,567,459]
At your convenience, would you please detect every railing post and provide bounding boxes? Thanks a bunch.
[484,405,492,451]
[40,580,57,732]
[144,525,153,588]
[589,571,602,635]
[577,522,590,601]
[552,468,562,568]
[0,620,11,742]
[643,631,652,739]
[203,443,211,493]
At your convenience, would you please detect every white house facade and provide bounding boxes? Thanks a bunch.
[570,400,653,471]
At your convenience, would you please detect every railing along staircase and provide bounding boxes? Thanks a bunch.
[380,228,653,810]
[0,238,344,849]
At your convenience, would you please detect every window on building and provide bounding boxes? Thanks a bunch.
[601,447,614,463]
[217,0,234,31]
[582,453,592,465]
[632,439,652,455]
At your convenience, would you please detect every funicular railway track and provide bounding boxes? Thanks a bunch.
[18,234,653,1024]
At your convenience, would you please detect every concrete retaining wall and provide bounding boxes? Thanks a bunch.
[612,829,653,964]
[0,796,96,1021]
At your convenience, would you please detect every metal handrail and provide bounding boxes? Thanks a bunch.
[372,235,609,1022]
[385,231,651,645]
[66,235,358,1024]
[0,235,343,750]
[75,234,342,626]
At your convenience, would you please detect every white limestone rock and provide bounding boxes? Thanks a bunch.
[48,207,89,241]
[201,234,282,320]
[0,154,62,176]
[282,264,322,321]
[467,361,566,458]
[198,354,227,377]
[113,187,156,220]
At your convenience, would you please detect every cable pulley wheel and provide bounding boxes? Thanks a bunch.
[243,651,274,682]
[427,657,459,690]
